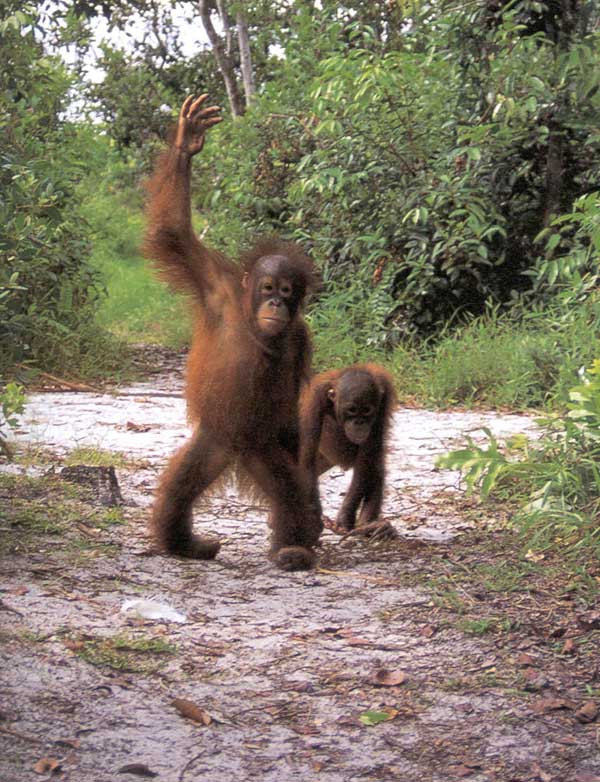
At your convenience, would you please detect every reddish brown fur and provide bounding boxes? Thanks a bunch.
[142,97,322,570]
[300,364,397,532]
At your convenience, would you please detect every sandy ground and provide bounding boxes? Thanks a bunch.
[1,359,599,782]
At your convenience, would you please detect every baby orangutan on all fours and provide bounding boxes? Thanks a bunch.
[143,94,322,571]
[300,364,397,536]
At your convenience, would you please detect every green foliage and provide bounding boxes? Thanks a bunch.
[74,633,176,672]
[437,361,600,555]
[200,3,600,341]
[4,1,597,403]
[359,709,396,727]
[0,6,123,377]
[419,290,600,408]
[78,146,192,347]
[531,193,600,293]
[87,44,222,160]
[0,382,25,458]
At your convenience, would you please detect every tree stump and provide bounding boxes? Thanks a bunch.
[60,465,123,507]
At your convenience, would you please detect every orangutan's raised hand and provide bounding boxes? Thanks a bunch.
[174,94,222,157]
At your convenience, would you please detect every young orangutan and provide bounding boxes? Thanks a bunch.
[143,94,322,570]
[300,364,397,535]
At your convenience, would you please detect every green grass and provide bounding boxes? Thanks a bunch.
[94,250,192,347]
[457,617,496,635]
[65,446,147,470]
[82,174,192,348]
[92,236,192,348]
[71,633,176,673]
[393,297,600,410]
[0,472,126,556]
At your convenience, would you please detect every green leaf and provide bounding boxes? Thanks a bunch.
[359,709,395,726]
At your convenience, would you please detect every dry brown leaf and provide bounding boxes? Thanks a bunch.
[126,421,152,433]
[54,738,80,749]
[452,765,476,778]
[555,734,578,745]
[33,757,62,775]
[517,652,535,666]
[172,698,212,726]
[532,697,576,714]
[63,638,85,652]
[372,669,407,687]
[575,702,598,724]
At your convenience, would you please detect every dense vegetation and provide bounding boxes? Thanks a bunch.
[1,0,599,404]
[1,0,600,553]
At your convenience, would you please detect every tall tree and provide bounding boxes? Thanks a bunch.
[198,0,255,117]
[236,7,255,105]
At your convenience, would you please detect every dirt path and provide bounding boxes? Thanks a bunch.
[1,362,599,782]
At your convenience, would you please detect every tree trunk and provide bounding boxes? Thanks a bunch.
[236,10,256,106]
[198,0,245,117]
[216,0,233,57]
[543,122,564,227]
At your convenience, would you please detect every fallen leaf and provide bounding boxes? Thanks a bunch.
[63,638,85,652]
[575,702,598,724]
[285,681,314,693]
[532,698,576,714]
[531,761,553,781]
[126,421,152,432]
[525,549,545,562]
[8,586,28,596]
[172,698,212,726]
[561,639,576,655]
[33,757,62,775]
[54,738,80,749]
[517,653,535,666]
[372,669,407,687]
[452,765,475,778]
[346,636,371,647]
[555,734,578,745]
[359,707,398,726]
[118,763,158,777]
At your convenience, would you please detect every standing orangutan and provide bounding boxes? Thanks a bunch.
[143,94,322,571]
[300,364,397,534]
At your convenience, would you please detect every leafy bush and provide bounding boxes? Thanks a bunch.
[437,361,600,556]
[0,382,25,458]
[0,7,120,377]
[199,6,599,342]
[77,142,192,348]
